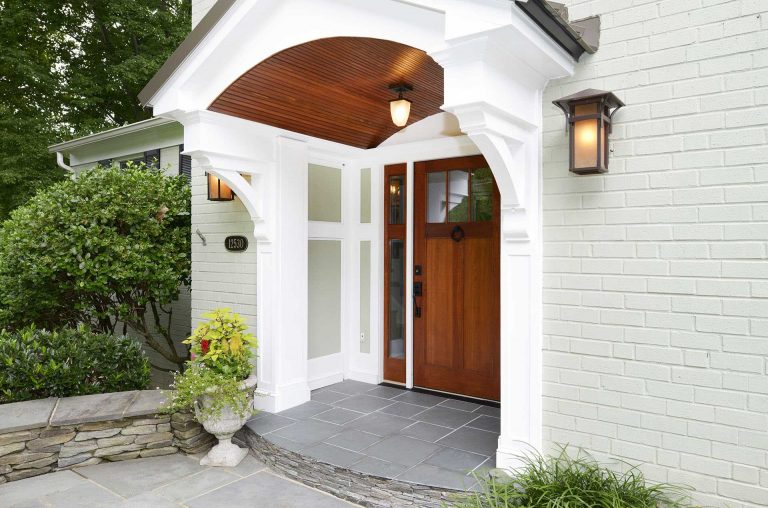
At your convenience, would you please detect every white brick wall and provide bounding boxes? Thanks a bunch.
[542,1,768,506]
[192,0,217,28]
[190,160,257,335]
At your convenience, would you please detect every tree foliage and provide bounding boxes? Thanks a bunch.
[0,0,191,219]
[0,163,191,370]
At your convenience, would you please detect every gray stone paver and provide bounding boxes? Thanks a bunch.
[257,380,500,492]
[123,390,169,418]
[50,391,139,426]
[0,453,360,507]
[0,470,88,506]
[0,398,57,433]
[75,454,206,497]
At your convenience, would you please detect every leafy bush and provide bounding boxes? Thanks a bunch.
[0,326,150,403]
[0,163,191,370]
[452,448,694,508]
[164,309,257,419]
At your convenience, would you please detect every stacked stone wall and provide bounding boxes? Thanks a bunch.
[0,391,212,484]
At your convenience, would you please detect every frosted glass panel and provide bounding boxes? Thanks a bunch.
[360,241,371,354]
[308,164,342,222]
[360,168,371,224]
[574,119,598,169]
[308,240,341,359]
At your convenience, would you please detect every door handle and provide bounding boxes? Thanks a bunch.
[413,282,423,318]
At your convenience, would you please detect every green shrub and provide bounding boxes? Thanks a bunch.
[0,163,191,371]
[0,326,151,403]
[452,448,694,508]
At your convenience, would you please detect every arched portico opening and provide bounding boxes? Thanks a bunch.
[143,0,576,471]
[208,37,444,150]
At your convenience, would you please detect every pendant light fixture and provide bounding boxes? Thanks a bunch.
[389,84,413,127]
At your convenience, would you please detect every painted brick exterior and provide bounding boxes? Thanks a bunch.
[542,1,768,506]
[192,0,217,28]
[189,160,257,333]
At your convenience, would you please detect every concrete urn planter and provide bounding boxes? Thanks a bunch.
[194,374,258,467]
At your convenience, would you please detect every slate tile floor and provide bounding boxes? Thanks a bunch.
[0,454,357,508]
[247,380,500,491]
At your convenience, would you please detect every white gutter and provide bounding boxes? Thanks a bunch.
[56,152,74,174]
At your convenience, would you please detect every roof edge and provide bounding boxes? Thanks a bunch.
[515,0,599,60]
[48,117,180,153]
[138,0,239,106]
[138,0,600,109]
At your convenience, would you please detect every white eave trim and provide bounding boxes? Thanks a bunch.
[47,117,179,154]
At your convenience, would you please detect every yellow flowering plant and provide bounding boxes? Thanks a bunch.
[184,308,257,379]
[164,308,258,419]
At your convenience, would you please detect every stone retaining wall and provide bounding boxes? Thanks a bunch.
[0,390,212,484]
[238,427,461,508]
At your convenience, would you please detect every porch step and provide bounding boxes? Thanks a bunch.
[235,380,502,507]
[238,426,466,508]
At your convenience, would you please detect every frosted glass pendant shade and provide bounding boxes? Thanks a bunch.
[390,98,411,127]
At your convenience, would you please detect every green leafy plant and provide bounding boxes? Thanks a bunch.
[0,325,150,403]
[164,309,257,419]
[452,447,694,508]
[0,163,191,371]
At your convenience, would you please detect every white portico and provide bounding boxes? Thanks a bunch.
[140,0,581,468]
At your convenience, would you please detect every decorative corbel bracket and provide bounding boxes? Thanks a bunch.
[185,150,274,242]
[446,102,537,242]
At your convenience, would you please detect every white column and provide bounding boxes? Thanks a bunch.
[255,137,310,412]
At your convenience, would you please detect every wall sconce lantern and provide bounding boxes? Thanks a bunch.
[553,89,624,175]
[389,84,413,127]
[207,172,235,201]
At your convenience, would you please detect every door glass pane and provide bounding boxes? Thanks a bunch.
[388,239,405,359]
[447,170,470,222]
[388,175,405,225]
[471,168,494,222]
[427,171,446,223]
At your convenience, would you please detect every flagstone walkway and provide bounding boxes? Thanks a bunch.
[0,453,359,507]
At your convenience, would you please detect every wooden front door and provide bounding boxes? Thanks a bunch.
[413,155,500,401]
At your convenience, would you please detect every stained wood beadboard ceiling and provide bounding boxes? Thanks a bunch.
[208,37,444,149]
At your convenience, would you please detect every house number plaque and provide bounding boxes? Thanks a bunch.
[224,235,248,252]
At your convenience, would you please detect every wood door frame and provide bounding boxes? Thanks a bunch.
[412,154,501,401]
[383,163,407,383]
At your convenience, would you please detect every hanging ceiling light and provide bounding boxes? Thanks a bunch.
[389,84,413,127]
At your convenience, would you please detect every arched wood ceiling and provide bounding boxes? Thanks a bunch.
[208,37,444,149]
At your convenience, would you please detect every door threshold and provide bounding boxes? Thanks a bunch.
[379,382,500,409]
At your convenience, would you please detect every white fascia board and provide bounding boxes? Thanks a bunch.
[48,117,180,153]
[51,119,184,167]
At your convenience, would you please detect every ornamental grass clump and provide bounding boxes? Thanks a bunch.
[452,447,695,508]
[164,308,257,419]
